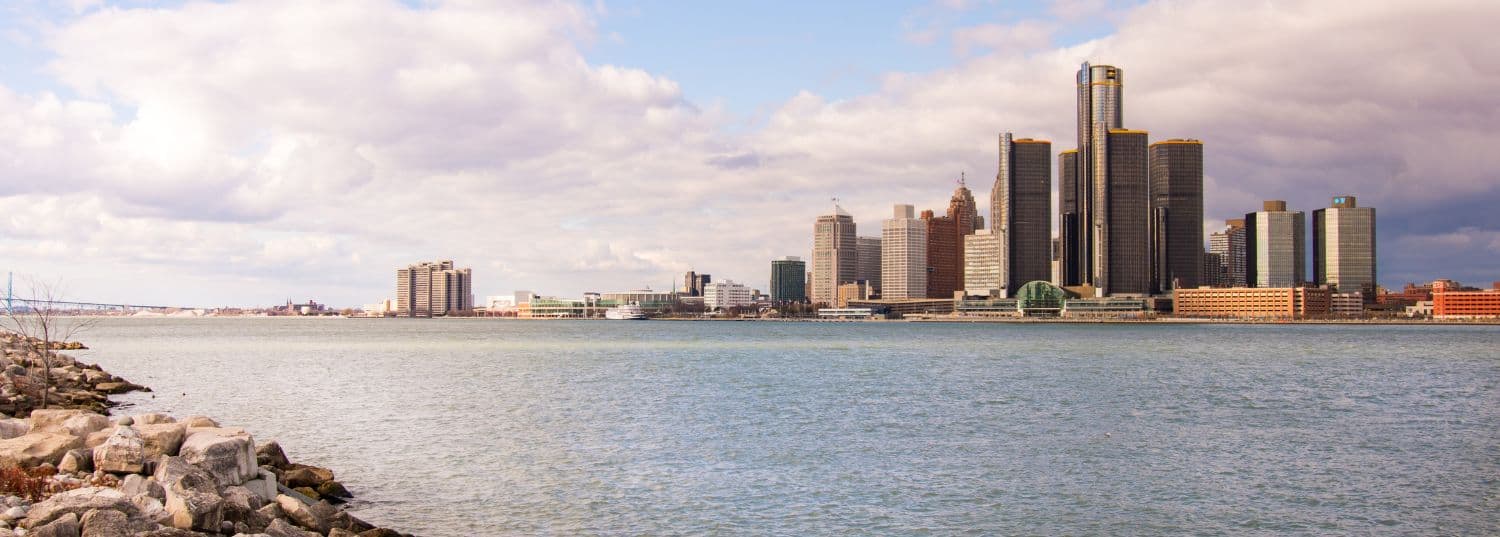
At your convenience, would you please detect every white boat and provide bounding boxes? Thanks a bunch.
[604,303,648,320]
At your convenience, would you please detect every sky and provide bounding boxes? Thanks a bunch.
[0,0,1496,308]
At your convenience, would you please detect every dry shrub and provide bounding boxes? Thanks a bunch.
[0,465,50,501]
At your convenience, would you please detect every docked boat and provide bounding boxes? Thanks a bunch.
[604,303,648,320]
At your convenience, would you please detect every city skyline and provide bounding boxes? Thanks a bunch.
[1,1,1495,307]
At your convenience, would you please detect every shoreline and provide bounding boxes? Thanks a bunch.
[0,332,414,536]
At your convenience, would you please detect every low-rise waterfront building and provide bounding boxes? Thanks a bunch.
[817,308,875,319]
[601,289,677,313]
[1174,286,1333,318]
[1432,280,1500,318]
[704,280,753,311]
[846,298,953,317]
[1330,292,1364,316]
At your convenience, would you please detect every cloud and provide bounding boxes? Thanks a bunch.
[1,0,1497,306]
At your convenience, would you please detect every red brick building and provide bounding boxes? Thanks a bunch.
[1433,280,1500,318]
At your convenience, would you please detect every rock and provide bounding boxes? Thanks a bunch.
[83,430,111,449]
[254,442,290,469]
[328,511,375,534]
[21,487,134,529]
[242,469,277,504]
[220,486,271,532]
[137,528,203,537]
[162,488,223,531]
[79,508,130,537]
[264,518,319,537]
[292,487,319,501]
[254,502,283,527]
[0,432,83,467]
[273,495,328,534]
[58,449,92,473]
[181,417,218,428]
[30,410,110,439]
[129,495,168,525]
[92,427,145,474]
[179,429,256,486]
[90,383,133,395]
[117,474,146,498]
[130,414,175,426]
[135,424,186,461]
[31,511,80,537]
[315,480,351,502]
[358,529,404,537]
[0,419,29,440]
[329,529,359,537]
[0,506,25,522]
[281,466,333,489]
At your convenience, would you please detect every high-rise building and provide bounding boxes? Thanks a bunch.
[947,178,982,289]
[396,260,473,317]
[694,273,712,296]
[856,236,882,295]
[1313,195,1377,296]
[1094,128,1151,295]
[1201,252,1226,287]
[1209,219,1247,287]
[769,256,807,303]
[1246,200,1306,288]
[1058,149,1082,286]
[1065,63,1125,290]
[922,210,959,299]
[1149,139,1204,293]
[681,271,697,296]
[964,230,1004,297]
[992,133,1052,294]
[811,206,857,306]
[882,204,927,300]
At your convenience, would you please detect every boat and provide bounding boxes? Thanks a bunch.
[604,303,648,320]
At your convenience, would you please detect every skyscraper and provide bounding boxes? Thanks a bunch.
[1058,149,1081,286]
[1149,139,1204,293]
[947,178,982,290]
[770,256,807,303]
[1313,195,1377,296]
[964,230,1004,297]
[1095,128,1151,295]
[1066,63,1125,290]
[922,210,959,299]
[992,133,1052,294]
[681,271,698,296]
[396,260,473,317]
[1246,200,1306,288]
[811,207,857,305]
[856,236,882,295]
[882,204,927,300]
[1209,219,1247,287]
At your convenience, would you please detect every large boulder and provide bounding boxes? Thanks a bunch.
[264,518,319,537]
[179,428,257,486]
[130,413,175,426]
[31,511,80,537]
[255,441,290,469]
[281,465,334,488]
[22,487,134,528]
[274,494,330,534]
[153,456,224,531]
[0,417,30,439]
[242,468,278,504]
[31,410,111,439]
[129,495,169,526]
[79,508,132,537]
[92,426,146,474]
[59,448,93,473]
[181,416,218,428]
[136,423,187,460]
[0,431,83,467]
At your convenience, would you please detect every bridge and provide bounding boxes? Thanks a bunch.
[3,272,192,314]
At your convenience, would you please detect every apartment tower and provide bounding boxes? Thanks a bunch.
[769,256,807,303]
[396,260,473,317]
[1313,195,1377,296]
[1246,200,1306,287]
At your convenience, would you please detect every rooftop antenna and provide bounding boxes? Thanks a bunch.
[959,172,966,187]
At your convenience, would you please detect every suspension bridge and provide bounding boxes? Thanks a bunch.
[3,272,189,314]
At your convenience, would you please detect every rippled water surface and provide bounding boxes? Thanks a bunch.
[74,318,1500,535]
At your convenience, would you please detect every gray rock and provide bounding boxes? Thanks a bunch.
[162,488,222,531]
[135,424,186,460]
[181,416,218,428]
[30,410,110,439]
[129,413,175,426]
[254,442,290,469]
[58,449,92,474]
[179,429,257,487]
[329,529,360,537]
[0,419,29,440]
[91,427,145,474]
[152,457,215,495]
[274,494,325,533]
[111,416,132,427]
[117,474,147,498]
[0,506,25,522]
[20,488,133,529]
[263,518,319,537]
[30,511,80,537]
[79,508,130,537]
[242,469,277,504]
[0,432,83,467]
[128,495,169,525]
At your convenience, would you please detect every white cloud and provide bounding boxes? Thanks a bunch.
[1,0,1497,305]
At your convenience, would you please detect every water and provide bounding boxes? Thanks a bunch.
[72,318,1500,535]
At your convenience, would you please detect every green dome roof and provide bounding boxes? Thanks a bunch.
[1015,281,1068,310]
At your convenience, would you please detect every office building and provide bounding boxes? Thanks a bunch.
[948,178,982,234]
[1313,195,1377,296]
[1149,139,1204,293]
[1209,219,1247,287]
[882,204,928,300]
[964,230,1004,297]
[396,260,473,317]
[1061,63,1124,290]
[681,271,698,296]
[836,281,873,308]
[1433,280,1500,318]
[857,236,882,295]
[812,206,858,305]
[1095,128,1151,295]
[770,256,807,303]
[1201,252,1226,288]
[1330,292,1364,316]
[1246,200,1306,288]
[1174,286,1332,318]
[923,210,960,299]
[992,133,1053,294]
[703,280,752,311]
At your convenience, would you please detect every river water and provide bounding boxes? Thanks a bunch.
[72,318,1499,535]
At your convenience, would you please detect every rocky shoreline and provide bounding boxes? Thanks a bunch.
[0,333,413,537]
